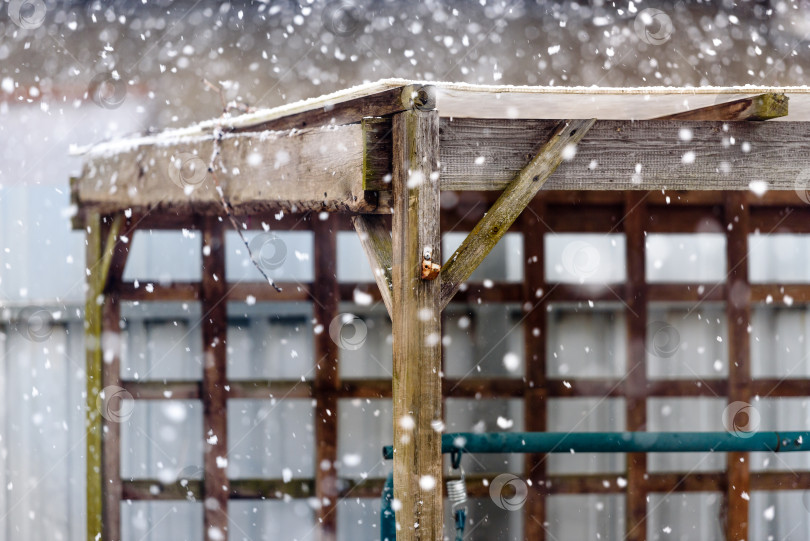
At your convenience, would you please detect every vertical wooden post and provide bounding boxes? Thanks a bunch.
[101,294,122,541]
[201,217,229,541]
[86,212,104,541]
[725,192,751,541]
[624,193,648,541]
[312,216,340,541]
[391,104,442,540]
[521,199,547,539]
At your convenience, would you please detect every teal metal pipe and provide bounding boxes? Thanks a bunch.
[382,431,810,460]
[380,431,810,540]
[381,472,396,541]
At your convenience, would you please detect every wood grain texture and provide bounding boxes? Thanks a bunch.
[86,213,122,541]
[351,215,394,317]
[75,117,810,222]
[655,93,788,121]
[439,118,810,191]
[233,85,411,132]
[85,212,104,541]
[391,108,442,541]
[439,119,595,308]
[362,117,394,191]
[76,124,381,215]
[200,218,230,541]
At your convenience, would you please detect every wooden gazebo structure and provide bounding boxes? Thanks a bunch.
[72,80,810,540]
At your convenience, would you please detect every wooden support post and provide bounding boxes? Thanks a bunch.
[439,119,595,308]
[86,212,104,541]
[655,93,788,121]
[624,193,649,541]
[391,103,442,540]
[201,217,229,541]
[86,213,123,541]
[725,192,751,541]
[312,216,340,541]
[521,199,548,539]
[351,215,394,318]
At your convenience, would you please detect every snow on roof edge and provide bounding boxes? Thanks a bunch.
[73,78,810,157]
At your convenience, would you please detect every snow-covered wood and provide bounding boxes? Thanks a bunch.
[72,80,810,223]
[74,124,383,216]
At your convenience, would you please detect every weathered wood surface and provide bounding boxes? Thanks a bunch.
[432,84,810,121]
[362,117,394,191]
[656,93,788,121]
[351,215,394,317]
[85,213,104,541]
[391,108,442,541]
[75,116,810,222]
[440,119,595,308]
[439,118,810,191]
[233,84,426,132]
[75,124,382,215]
[86,213,122,541]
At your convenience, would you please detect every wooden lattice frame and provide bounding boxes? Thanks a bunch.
[75,81,810,541]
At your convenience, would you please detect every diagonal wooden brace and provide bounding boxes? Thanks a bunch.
[351,214,394,318]
[439,118,596,309]
[655,92,788,121]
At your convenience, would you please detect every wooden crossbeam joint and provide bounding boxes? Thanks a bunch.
[401,84,436,111]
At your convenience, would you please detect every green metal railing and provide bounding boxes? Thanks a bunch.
[380,431,810,540]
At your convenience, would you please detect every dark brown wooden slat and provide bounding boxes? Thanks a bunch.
[312,216,340,541]
[229,380,314,399]
[120,469,810,503]
[751,379,810,397]
[122,380,202,400]
[200,218,229,541]
[624,193,649,541]
[522,198,549,540]
[725,192,751,541]
[751,284,810,304]
[101,294,123,541]
[648,283,726,303]
[645,473,726,492]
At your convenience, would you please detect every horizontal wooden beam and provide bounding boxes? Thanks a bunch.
[74,124,384,218]
[438,118,810,191]
[75,117,810,222]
